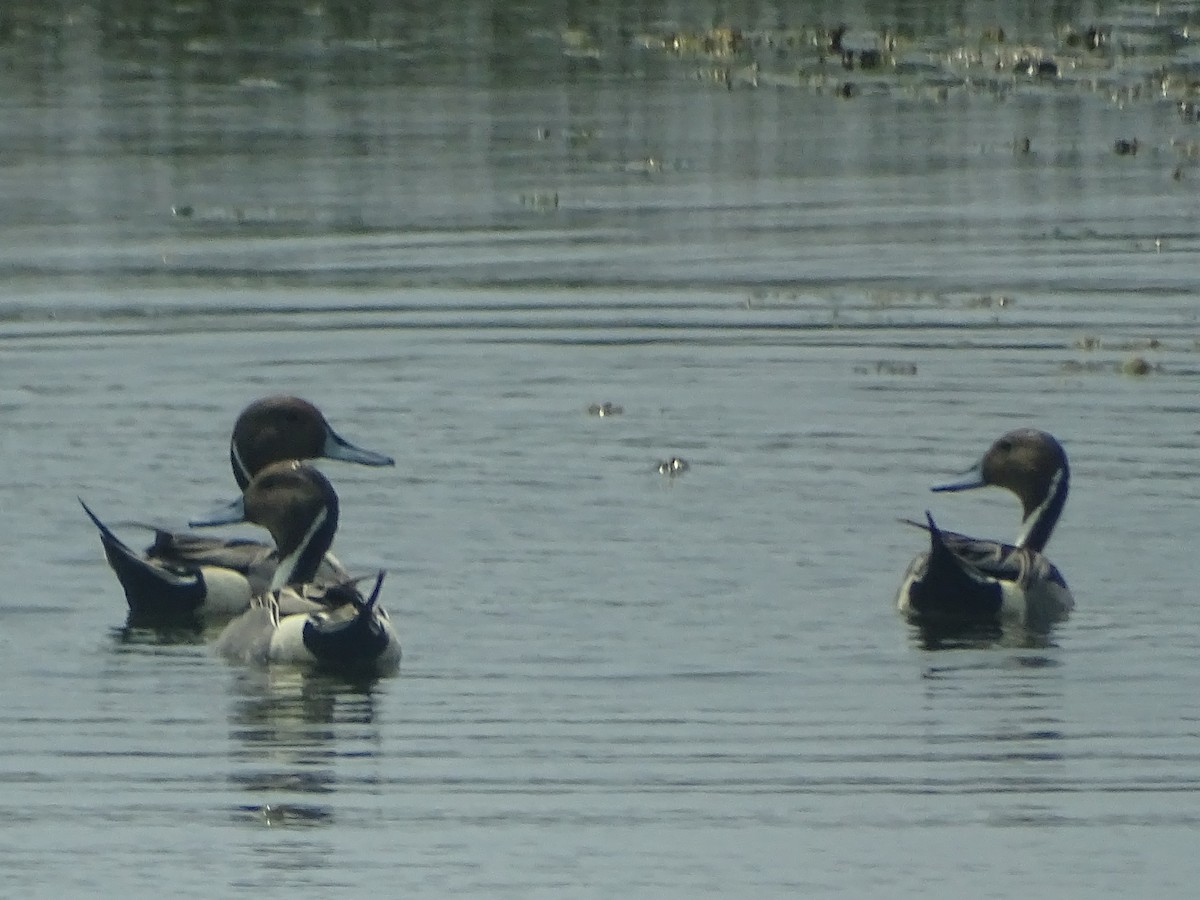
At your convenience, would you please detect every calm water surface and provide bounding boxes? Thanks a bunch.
[2,1,1200,896]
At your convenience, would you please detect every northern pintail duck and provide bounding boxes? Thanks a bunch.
[895,428,1074,631]
[83,395,393,625]
[82,458,351,625]
[201,462,401,676]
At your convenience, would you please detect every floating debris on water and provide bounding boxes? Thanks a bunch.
[622,156,666,175]
[560,28,602,60]
[166,203,292,224]
[588,402,623,417]
[1114,138,1139,155]
[829,25,890,70]
[565,125,600,146]
[1012,55,1059,77]
[1060,360,1113,373]
[660,26,744,59]
[1075,336,1166,352]
[963,294,1014,309]
[518,191,559,210]
[1121,355,1153,376]
[1063,26,1107,51]
[657,457,689,475]
[620,15,1200,117]
[237,76,284,91]
[858,360,919,376]
[1060,357,1161,375]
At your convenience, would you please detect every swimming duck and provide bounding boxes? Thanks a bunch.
[895,428,1074,631]
[198,464,400,675]
[83,396,393,625]
[83,458,355,625]
[215,570,401,677]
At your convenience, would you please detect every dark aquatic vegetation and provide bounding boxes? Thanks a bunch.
[1121,355,1153,376]
[1012,55,1059,77]
[1063,25,1108,51]
[828,24,889,70]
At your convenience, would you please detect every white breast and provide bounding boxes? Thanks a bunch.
[198,566,254,619]
[267,614,318,665]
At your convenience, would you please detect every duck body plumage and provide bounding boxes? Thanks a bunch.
[145,529,357,603]
[896,429,1074,633]
[215,572,401,677]
[83,460,352,625]
[81,500,258,624]
[896,512,1073,630]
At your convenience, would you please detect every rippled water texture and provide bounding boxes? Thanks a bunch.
[3,1,1200,897]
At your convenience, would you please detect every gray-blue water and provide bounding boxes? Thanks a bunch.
[3,1,1200,896]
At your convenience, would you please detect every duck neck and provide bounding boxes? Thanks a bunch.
[269,505,338,592]
[1016,465,1069,552]
[230,441,252,491]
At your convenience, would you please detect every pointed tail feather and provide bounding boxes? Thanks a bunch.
[301,570,393,673]
[80,498,133,555]
[922,512,982,591]
[80,499,205,621]
[305,570,385,609]
[353,570,387,616]
[911,511,1001,624]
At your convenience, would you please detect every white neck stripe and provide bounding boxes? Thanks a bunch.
[231,440,251,486]
[269,507,328,593]
[1016,467,1063,549]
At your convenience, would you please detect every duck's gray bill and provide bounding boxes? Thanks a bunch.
[930,462,986,493]
[323,429,394,467]
[189,495,246,527]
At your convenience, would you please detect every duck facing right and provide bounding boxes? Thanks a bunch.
[896,428,1074,633]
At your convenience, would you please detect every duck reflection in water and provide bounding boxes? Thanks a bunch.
[227,666,381,829]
